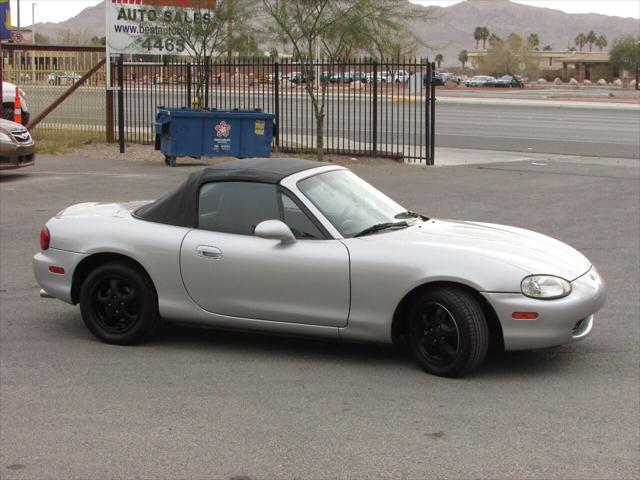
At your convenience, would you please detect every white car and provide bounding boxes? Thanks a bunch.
[47,71,81,86]
[365,71,391,83]
[33,158,606,378]
[2,82,29,126]
[393,70,410,83]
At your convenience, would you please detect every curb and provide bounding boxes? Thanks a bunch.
[436,96,640,110]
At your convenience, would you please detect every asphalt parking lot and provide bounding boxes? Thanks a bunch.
[1,153,639,479]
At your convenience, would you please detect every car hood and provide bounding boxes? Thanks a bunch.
[364,219,591,281]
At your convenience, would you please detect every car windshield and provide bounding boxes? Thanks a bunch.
[298,170,421,238]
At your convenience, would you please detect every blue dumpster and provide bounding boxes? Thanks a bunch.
[154,107,275,167]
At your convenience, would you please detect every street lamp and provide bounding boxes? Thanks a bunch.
[32,2,36,44]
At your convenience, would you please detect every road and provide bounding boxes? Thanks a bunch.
[1,153,638,479]
[435,102,640,159]
[26,85,640,159]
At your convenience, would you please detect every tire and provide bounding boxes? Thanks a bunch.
[407,286,488,377]
[79,262,158,345]
[164,155,176,167]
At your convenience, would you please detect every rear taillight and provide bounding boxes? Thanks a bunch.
[40,226,50,250]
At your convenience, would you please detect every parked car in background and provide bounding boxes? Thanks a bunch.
[365,71,391,83]
[0,119,35,170]
[289,71,315,85]
[343,71,366,83]
[494,74,524,88]
[2,82,30,126]
[267,72,284,83]
[439,72,461,85]
[428,73,461,86]
[464,75,497,87]
[47,71,82,86]
[394,70,410,83]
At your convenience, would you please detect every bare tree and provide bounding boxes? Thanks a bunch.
[263,0,427,161]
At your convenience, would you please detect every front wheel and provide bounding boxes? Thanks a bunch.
[79,262,158,345]
[407,287,488,377]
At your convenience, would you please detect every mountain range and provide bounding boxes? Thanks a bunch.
[30,0,640,67]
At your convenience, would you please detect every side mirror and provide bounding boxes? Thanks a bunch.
[254,220,296,243]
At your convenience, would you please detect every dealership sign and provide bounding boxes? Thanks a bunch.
[106,0,217,56]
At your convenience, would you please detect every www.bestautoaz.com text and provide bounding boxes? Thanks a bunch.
[114,23,196,37]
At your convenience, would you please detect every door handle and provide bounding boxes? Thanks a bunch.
[196,245,223,259]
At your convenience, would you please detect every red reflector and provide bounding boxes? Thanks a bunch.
[512,312,538,320]
[40,226,50,250]
[49,266,65,275]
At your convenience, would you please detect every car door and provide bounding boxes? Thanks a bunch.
[180,181,350,327]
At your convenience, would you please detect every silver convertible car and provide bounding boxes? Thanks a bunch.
[34,158,605,377]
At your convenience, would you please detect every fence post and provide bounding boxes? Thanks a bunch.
[117,54,125,154]
[372,61,378,156]
[187,62,192,108]
[424,60,431,165]
[106,58,114,143]
[430,61,436,165]
[274,61,280,149]
[204,57,210,109]
[0,56,3,119]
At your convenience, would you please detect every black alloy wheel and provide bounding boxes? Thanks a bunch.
[79,262,158,345]
[407,286,488,377]
[91,277,139,335]
[411,302,460,367]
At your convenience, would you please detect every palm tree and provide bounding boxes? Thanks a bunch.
[595,34,608,52]
[575,33,587,51]
[542,45,553,51]
[488,33,502,48]
[458,49,468,69]
[435,53,443,68]
[473,27,483,49]
[527,33,540,50]
[480,27,490,49]
[586,30,597,52]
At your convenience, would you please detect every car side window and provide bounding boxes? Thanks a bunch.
[198,182,279,235]
[280,193,323,240]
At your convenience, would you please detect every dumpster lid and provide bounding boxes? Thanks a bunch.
[135,157,326,227]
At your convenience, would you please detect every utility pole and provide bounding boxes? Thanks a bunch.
[16,0,21,37]
[32,2,36,43]
[31,3,37,83]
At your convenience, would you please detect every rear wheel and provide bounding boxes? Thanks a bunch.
[407,286,488,377]
[79,262,158,345]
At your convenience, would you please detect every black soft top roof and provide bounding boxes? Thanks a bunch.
[135,157,326,227]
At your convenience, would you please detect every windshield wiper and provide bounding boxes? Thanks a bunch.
[394,211,429,221]
[353,221,410,237]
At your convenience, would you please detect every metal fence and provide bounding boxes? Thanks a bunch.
[114,57,436,164]
[1,44,107,139]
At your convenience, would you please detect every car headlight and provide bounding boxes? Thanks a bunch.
[0,132,13,143]
[521,275,572,299]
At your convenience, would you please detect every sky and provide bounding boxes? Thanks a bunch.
[8,0,640,27]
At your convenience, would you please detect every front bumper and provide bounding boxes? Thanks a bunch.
[0,141,35,170]
[482,267,606,350]
[33,248,87,304]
